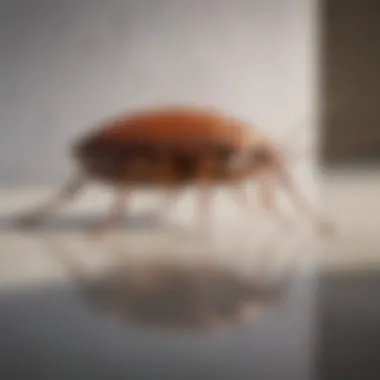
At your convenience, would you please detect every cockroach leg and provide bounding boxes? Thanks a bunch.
[196,185,213,241]
[228,184,258,218]
[15,174,86,225]
[90,187,128,236]
[258,175,293,230]
[150,159,181,215]
[228,184,248,208]
[195,157,217,240]
[276,168,335,236]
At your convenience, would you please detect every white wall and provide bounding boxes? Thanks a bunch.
[0,0,316,185]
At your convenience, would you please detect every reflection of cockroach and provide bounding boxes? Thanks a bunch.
[84,263,285,330]
[16,106,333,236]
[42,237,290,331]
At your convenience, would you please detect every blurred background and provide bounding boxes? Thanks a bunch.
[0,0,314,186]
[320,1,380,379]
[0,0,379,379]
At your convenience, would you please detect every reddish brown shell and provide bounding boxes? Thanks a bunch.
[75,106,265,153]
[72,106,271,185]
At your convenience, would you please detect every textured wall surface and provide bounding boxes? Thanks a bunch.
[0,0,315,185]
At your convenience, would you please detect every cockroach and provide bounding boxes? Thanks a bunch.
[15,105,334,236]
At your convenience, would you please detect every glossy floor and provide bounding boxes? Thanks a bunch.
[0,169,377,380]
